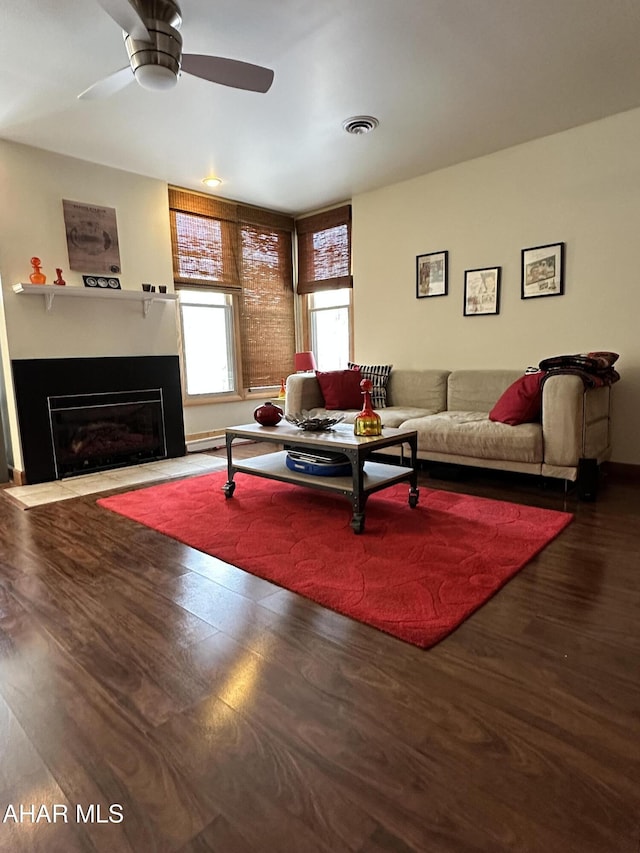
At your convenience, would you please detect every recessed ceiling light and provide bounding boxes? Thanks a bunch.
[202,176,222,188]
[342,115,379,135]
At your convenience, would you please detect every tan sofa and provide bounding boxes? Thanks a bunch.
[285,369,613,499]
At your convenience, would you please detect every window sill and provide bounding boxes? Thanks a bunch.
[182,388,285,407]
[245,389,283,400]
[183,392,245,407]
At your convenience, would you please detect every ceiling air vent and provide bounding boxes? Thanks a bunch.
[342,115,379,135]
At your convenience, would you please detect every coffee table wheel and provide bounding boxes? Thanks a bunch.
[350,513,365,534]
[223,481,236,499]
[408,488,419,508]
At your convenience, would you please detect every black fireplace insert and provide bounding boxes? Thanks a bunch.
[49,389,167,478]
[12,355,186,484]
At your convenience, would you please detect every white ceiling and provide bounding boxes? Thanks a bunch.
[2,0,640,215]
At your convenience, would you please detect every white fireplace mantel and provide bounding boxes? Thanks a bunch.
[12,283,178,318]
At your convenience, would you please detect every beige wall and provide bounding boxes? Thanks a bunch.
[0,142,178,360]
[0,141,256,471]
[352,108,640,465]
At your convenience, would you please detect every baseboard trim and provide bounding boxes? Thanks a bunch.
[186,433,226,452]
[8,467,26,486]
[606,462,640,483]
[186,433,253,452]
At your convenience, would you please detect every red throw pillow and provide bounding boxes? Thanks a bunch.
[489,372,545,425]
[316,368,363,410]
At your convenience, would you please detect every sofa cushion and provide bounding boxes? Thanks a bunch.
[447,370,523,412]
[400,411,543,463]
[316,368,362,409]
[305,406,438,427]
[379,407,442,428]
[386,369,449,412]
[348,362,392,408]
[489,372,545,425]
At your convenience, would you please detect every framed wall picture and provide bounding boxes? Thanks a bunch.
[464,266,501,316]
[63,199,122,274]
[521,242,564,299]
[416,250,448,298]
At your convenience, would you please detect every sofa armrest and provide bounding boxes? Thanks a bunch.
[285,374,325,415]
[542,375,611,467]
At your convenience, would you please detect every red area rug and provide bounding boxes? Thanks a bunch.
[97,472,572,648]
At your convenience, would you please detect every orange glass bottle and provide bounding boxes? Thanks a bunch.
[29,256,46,284]
[354,378,382,436]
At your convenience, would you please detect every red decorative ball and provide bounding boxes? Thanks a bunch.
[360,378,373,392]
[253,401,283,426]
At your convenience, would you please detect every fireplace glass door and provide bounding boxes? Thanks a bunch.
[48,389,167,478]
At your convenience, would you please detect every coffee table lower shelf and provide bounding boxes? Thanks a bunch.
[224,450,418,534]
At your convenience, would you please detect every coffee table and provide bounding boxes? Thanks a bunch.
[223,421,419,534]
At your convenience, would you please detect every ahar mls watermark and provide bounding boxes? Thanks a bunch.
[2,803,124,824]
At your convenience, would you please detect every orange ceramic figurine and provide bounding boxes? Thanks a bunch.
[54,268,66,286]
[29,257,47,284]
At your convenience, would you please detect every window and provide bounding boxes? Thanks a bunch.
[296,205,353,366]
[169,188,295,401]
[309,288,351,370]
[178,289,235,396]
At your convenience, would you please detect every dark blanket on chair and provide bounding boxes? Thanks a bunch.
[539,351,620,388]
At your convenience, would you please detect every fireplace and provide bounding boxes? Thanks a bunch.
[49,389,167,478]
[12,356,186,484]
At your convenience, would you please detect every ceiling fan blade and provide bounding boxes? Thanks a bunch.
[181,54,274,93]
[78,66,135,100]
[95,0,151,41]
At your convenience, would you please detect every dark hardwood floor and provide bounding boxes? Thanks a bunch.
[0,447,638,852]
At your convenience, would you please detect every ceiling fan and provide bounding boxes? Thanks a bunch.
[78,0,274,99]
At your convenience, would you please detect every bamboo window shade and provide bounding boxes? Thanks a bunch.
[296,204,353,294]
[168,187,296,390]
[239,222,295,389]
[169,188,241,289]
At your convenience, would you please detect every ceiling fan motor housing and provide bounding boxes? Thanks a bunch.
[130,0,182,28]
[125,0,184,87]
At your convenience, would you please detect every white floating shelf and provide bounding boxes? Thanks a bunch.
[13,283,178,318]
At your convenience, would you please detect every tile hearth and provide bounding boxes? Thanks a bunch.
[2,453,226,510]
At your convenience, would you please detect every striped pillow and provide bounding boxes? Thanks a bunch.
[348,362,393,408]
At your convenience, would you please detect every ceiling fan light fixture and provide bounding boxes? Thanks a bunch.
[342,115,379,135]
[84,0,275,99]
[202,176,222,188]
[134,63,178,91]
